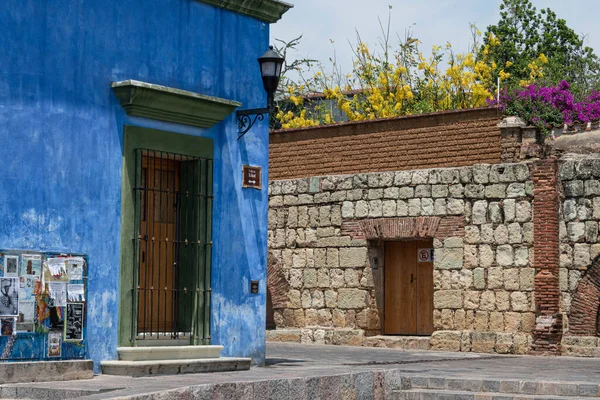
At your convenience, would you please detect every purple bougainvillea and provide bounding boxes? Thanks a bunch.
[490,81,600,135]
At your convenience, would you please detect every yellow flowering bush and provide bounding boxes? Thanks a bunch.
[276,25,547,129]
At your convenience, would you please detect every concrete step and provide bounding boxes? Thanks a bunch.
[0,385,118,399]
[395,389,600,400]
[394,388,600,400]
[401,376,600,398]
[0,360,93,384]
[101,357,250,377]
[117,345,223,361]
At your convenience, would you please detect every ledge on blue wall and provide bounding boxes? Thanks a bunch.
[111,80,241,129]
[198,0,293,23]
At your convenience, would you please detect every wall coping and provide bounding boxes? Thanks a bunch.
[270,107,500,143]
[267,161,533,184]
[111,80,241,129]
[198,0,293,23]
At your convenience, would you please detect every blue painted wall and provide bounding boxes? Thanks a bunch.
[0,0,270,370]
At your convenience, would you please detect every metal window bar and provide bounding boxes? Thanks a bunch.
[132,149,213,344]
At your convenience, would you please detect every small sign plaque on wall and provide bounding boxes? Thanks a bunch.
[242,165,262,190]
[417,248,434,263]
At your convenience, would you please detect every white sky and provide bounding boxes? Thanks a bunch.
[271,0,599,79]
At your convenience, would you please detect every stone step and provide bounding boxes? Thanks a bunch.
[0,360,93,384]
[0,385,118,399]
[394,389,600,400]
[363,335,431,350]
[403,376,600,398]
[101,357,250,377]
[117,345,223,361]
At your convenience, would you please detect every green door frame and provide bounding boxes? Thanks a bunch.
[118,125,214,346]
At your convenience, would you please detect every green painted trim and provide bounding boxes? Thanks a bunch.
[111,80,241,129]
[198,0,293,23]
[118,126,214,347]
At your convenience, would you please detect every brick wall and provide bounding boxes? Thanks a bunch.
[270,108,501,180]
[531,159,562,354]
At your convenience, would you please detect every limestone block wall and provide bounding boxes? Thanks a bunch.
[559,158,600,316]
[558,156,600,355]
[267,162,536,354]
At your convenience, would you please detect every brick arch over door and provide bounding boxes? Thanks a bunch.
[568,255,600,336]
[340,216,465,241]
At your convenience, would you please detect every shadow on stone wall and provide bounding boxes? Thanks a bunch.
[568,254,600,336]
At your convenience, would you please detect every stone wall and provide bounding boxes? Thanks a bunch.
[268,114,600,357]
[267,162,537,354]
[558,156,600,355]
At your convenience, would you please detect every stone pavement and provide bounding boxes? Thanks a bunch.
[1,343,600,399]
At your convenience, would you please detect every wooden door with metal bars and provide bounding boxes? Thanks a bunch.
[134,149,212,344]
[137,155,179,333]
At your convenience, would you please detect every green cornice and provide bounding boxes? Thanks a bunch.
[198,0,293,23]
[111,80,241,129]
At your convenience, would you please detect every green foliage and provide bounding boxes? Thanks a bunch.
[483,0,600,98]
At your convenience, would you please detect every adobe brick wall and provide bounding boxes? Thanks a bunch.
[269,108,502,180]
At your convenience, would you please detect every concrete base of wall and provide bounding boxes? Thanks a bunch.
[0,360,93,384]
[268,330,600,358]
[562,336,600,357]
[101,357,251,377]
[266,329,431,350]
[363,335,431,350]
[267,329,540,355]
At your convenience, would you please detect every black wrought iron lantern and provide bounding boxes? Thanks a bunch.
[258,46,284,109]
[237,46,285,138]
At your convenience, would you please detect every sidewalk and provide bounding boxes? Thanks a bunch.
[1,343,600,399]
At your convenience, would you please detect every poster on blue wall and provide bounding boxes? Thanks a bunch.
[0,250,88,362]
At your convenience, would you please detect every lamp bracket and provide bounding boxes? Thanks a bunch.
[236,107,270,139]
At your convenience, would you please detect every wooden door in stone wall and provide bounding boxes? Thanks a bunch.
[384,240,434,335]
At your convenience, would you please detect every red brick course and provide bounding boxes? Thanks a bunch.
[531,159,562,354]
[340,216,464,241]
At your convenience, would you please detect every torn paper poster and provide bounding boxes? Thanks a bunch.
[48,282,67,307]
[67,284,84,302]
[3,255,18,278]
[0,278,19,316]
[1,317,16,336]
[48,331,61,357]
[20,254,42,276]
[67,257,84,281]
[44,258,69,282]
[19,275,38,301]
[65,303,84,341]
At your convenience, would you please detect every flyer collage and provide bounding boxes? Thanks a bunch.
[0,252,86,359]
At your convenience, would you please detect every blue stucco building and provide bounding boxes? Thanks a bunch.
[0,0,291,373]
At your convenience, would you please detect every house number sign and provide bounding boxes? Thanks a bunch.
[242,165,262,189]
[417,248,434,263]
